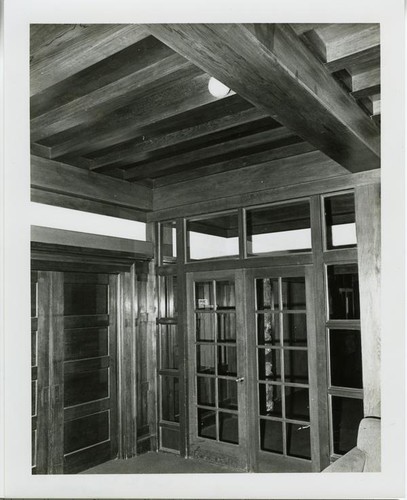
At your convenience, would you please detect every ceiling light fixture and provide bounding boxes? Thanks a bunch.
[208,77,231,98]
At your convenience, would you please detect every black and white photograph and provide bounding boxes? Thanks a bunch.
[1,0,405,498]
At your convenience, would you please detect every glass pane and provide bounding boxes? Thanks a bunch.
[256,278,279,310]
[324,192,356,249]
[216,281,235,309]
[64,283,108,316]
[162,275,177,317]
[218,379,238,410]
[327,264,360,320]
[285,387,310,421]
[197,345,215,374]
[260,419,283,454]
[160,324,179,370]
[187,212,239,260]
[258,348,281,381]
[219,413,239,444]
[282,277,306,310]
[283,314,307,346]
[197,377,215,407]
[284,350,309,384]
[257,313,280,345]
[198,409,216,440]
[160,221,177,262]
[286,422,311,459]
[246,201,311,256]
[196,313,214,342]
[195,282,214,310]
[161,376,179,422]
[329,330,363,389]
[331,396,364,455]
[218,346,237,376]
[217,313,236,342]
[259,384,283,417]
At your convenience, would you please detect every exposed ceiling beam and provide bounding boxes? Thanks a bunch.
[31,53,190,142]
[90,107,269,171]
[124,126,296,181]
[147,24,380,172]
[154,141,316,188]
[350,67,381,99]
[48,71,232,159]
[30,24,148,96]
[31,155,152,212]
[318,24,380,65]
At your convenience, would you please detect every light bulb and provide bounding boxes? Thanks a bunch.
[208,77,231,98]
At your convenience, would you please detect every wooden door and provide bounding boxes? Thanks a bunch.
[186,270,249,470]
[32,271,119,474]
[245,266,318,472]
[62,272,118,473]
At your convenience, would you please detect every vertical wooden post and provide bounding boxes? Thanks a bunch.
[117,266,138,458]
[36,271,51,474]
[108,274,119,458]
[146,223,158,451]
[36,271,64,474]
[309,196,330,471]
[176,218,188,457]
[355,183,381,417]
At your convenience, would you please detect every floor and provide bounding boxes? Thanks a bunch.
[82,451,237,474]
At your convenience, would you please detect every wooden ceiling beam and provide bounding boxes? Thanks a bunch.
[48,71,228,159]
[318,24,380,66]
[124,126,296,181]
[350,67,381,99]
[31,53,190,142]
[154,141,316,188]
[90,107,268,171]
[31,155,152,212]
[147,24,380,173]
[30,24,149,96]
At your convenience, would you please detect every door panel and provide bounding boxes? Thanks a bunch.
[32,270,119,474]
[187,270,248,470]
[247,267,315,472]
[62,272,118,474]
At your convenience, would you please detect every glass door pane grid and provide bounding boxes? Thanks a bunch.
[194,280,239,445]
[256,276,311,460]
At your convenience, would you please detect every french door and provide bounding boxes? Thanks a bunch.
[186,270,249,470]
[186,266,320,472]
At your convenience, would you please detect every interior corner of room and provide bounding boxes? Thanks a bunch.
[29,22,381,475]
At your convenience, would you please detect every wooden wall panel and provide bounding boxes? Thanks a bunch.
[150,169,380,222]
[153,151,346,211]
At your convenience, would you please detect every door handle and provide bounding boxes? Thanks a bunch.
[235,377,245,383]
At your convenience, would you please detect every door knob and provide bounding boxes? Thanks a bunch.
[235,377,245,383]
